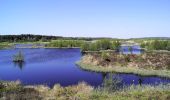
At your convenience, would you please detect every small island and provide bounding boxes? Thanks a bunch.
[13,51,24,62]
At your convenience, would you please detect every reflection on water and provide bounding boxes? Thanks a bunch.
[138,78,142,86]
[101,73,107,81]
[102,73,122,91]
[13,62,25,70]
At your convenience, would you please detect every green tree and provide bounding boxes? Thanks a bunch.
[81,42,90,52]
[100,39,111,50]
[111,41,121,50]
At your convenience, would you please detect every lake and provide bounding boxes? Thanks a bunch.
[0,48,169,87]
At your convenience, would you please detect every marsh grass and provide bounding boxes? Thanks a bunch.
[76,61,170,78]
[0,80,170,100]
[92,84,170,100]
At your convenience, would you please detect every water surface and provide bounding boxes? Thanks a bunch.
[0,48,169,87]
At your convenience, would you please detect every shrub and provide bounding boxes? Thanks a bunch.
[13,51,24,62]
[81,42,90,52]
[101,51,110,60]
[124,55,131,62]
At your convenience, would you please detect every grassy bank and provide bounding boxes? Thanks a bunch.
[92,84,170,100]
[1,81,170,100]
[76,61,170,78]
[0,42,13,49]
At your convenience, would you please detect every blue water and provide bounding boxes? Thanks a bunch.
[0,48,169,87]
[120,45,143,54]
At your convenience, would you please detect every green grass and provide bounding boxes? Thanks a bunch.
[76,61,170,78]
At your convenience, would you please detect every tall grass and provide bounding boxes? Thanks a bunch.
[1,80,170,100]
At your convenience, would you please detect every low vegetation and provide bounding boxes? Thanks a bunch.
[77,52,170,77]
[0,80,170,100]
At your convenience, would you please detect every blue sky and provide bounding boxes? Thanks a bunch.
[0,0,170,38]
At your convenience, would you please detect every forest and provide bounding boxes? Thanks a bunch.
[0,34,63,42]
[0,34,113,42]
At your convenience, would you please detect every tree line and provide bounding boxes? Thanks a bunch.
[46,39,121,51]
[0,34,114,42]
[0,34,62,42]
[46,40,84,48]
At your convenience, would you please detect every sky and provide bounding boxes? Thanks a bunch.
[0,0,170,38]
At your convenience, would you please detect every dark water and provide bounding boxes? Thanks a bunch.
[0,48,169,87]
[120,45,143,54]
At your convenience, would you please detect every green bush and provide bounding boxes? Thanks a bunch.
[81,42,90,52]
[101,52,109,60]
[124,55,131,62]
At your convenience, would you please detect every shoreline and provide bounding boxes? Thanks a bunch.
[76,61,170,78]
[1,80,170,100]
